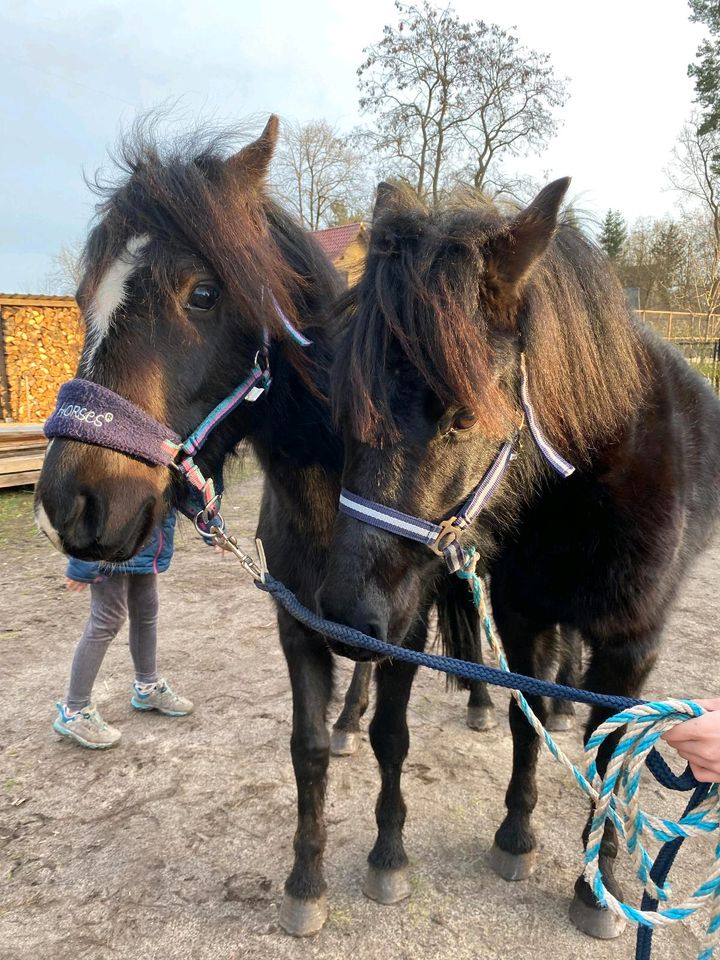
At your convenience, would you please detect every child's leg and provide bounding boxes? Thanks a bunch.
[127,573,159,684]
[66,576,129,711]
[127,574,194,717]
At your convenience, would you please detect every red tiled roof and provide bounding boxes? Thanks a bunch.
[311,223,367,262]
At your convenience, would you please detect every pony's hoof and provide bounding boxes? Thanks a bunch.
[330,729,360,756]
[569,893,626,939]
[278,893,328,937]
[466,705,497,731]
[362,864,412,904]
[488,843,537,881]
[545,711,575,732]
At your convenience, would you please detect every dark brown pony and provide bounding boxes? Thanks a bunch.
[319,179,720,939]
[34,118,505,936]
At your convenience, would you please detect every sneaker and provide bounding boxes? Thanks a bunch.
[52,703,121,749]
[130,679,193,717]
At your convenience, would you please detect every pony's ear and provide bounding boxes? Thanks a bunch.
[493,177,571,287]
[374,181,400,215]
[372,180,414,219]
[227,115,279,185]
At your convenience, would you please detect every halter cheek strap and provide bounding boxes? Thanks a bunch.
[338,354,575,572]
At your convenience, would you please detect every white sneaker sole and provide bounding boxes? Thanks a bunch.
[52,718,119,749]
[130,697,193,716]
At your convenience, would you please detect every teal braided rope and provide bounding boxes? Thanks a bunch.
[457,550,720,958]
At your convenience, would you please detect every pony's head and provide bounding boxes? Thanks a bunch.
[318,179,643,643]
[36,116,317,561]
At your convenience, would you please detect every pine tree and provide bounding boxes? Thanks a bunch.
[688,0,720,135]
[599,209,627,261]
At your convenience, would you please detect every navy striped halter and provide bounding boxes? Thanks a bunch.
[338,354,575,572]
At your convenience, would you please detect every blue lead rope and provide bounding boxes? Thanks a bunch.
[256,569,720,958]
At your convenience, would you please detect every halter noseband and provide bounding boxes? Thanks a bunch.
[44,298,311,532]
[338,354,575,573]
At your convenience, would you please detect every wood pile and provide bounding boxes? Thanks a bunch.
[0,295,83,422]
[0,423,47,488]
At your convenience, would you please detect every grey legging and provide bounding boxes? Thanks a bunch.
[66,573,160,711]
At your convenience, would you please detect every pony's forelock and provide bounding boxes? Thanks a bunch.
[79,117,316,353]
[333,193,644,459]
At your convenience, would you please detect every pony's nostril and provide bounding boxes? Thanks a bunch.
[317,582,391,644]
[57,491,106,550]
[361,619,385,641]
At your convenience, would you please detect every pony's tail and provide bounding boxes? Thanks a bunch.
[435,575,484,690]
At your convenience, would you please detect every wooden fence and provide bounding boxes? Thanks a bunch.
[634,310,720,393]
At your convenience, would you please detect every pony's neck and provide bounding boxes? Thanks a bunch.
[248,206,343,477]
[190,205,344,508]
[250,326,343,476]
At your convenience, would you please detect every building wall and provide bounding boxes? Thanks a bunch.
[335,238,368,286]
[0,297,82,422]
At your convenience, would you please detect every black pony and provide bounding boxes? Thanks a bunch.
[319,179,720,939]
[34,118,505,936]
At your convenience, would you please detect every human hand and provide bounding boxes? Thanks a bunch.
[65,578,88,592]
[661,699,720,782]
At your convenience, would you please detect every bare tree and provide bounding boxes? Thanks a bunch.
[44,241,84,296]
[459,24,568,193]
[667,117,720,318]
[357,1,568,205]
[357,2,468,204]
[272,120,370,230]
[615,218,689,311]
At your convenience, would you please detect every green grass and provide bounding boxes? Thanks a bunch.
[0,486,34,524]
[694,360,719,382]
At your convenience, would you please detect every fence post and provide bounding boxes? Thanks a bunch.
[0,306,11,421]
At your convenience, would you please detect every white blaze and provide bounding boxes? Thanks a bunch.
[35,502,63,552]
[84,234,150,363]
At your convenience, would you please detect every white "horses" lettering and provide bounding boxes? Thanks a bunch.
[57,404,115,427]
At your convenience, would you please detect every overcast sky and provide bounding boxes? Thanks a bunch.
[1,0,706,293]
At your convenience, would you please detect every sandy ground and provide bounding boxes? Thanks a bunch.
[1,465,719,960]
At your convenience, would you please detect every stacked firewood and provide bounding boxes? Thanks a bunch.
[0,299,83,422]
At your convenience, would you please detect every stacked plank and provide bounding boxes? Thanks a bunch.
[0,296,83,422]
[0,423,47,488]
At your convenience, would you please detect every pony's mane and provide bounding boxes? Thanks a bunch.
[79,117,338,347]
[334,188,644,460]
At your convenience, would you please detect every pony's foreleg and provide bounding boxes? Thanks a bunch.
[362,620,426,905]
[331,661,373,756]
[277,613,334,937]
[490,665,548,879]
[570,633,658,941]
[546,626,582,732]
[488,614,553,881]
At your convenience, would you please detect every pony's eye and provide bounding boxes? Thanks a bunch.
[452,408,478,431]
[186,282,221,311]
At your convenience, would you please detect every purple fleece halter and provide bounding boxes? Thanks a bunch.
[44,379,181,466]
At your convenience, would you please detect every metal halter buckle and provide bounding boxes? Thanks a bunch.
[195,512,267,582]
[430,516,461,557]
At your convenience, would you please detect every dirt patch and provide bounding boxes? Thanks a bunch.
[1,467,718,960]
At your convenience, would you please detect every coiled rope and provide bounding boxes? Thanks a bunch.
[257,556,720,959]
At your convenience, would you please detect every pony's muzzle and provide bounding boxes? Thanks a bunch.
[315,588,392,661]
[35,438,166,562]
